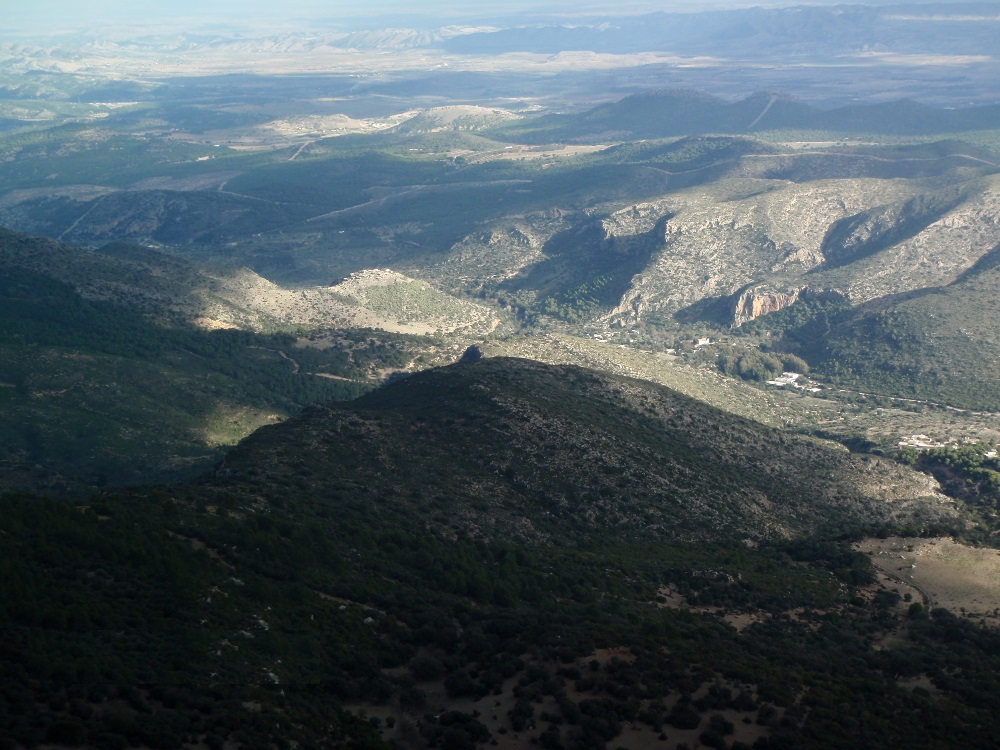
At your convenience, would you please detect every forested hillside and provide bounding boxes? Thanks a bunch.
[1,357,997,750]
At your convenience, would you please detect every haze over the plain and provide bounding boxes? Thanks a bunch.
[6,0,991,33]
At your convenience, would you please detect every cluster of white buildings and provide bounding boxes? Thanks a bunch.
[766,371,822,392]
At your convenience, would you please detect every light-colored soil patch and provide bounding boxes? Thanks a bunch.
[33,46,700,80]
[324,268,500,335]
[778,141,842,149]
[864,570,925,617]
[265,111,418,138]
[192,316,240,330]
[129,171,242,191]
[653,585,816,632]
[0,184,119,207]
[197,404,284,447]
[723,612,770,631]
[858,536,1000,625]
[896,674,942,697]
[466,143,611,164]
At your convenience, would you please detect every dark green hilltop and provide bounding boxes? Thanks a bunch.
[210,357,956,543]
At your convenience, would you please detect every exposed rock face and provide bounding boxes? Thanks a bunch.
[732,288,799,326]
[603,175,1000,328]
[731,285,847,326]
[604,179,913,325]
[430,171,1000,330]
[815,175,1000,304]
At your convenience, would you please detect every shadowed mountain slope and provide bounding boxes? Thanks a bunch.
[0,228,462,494]
[212,357,955,543]
[0,227,496,335]
[782,246,1000,410]
[2,360,997,750]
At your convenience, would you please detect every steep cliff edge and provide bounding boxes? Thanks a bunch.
[731,285,848,326]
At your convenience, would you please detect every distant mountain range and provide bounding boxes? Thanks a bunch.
[443,3,1000,60]
[9,3,999,60]
[2,2,998,106]
[492,90,1000,143]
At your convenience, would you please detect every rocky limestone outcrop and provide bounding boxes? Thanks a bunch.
[732,288,799,326]
[442,173,1000,331]
[604,179,916,326]
[813,173,1000,304]
[731,285,847,326]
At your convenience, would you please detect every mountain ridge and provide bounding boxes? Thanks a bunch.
[210,356,957,544]
[0,227,498,335]
[491,90,1000,143]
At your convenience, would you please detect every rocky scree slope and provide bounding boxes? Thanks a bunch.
[212,357,956,543]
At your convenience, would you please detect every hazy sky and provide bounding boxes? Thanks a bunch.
[4,0,883,34]
[10,0,622,26]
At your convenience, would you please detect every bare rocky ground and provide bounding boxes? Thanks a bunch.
[433,172,1000,330]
